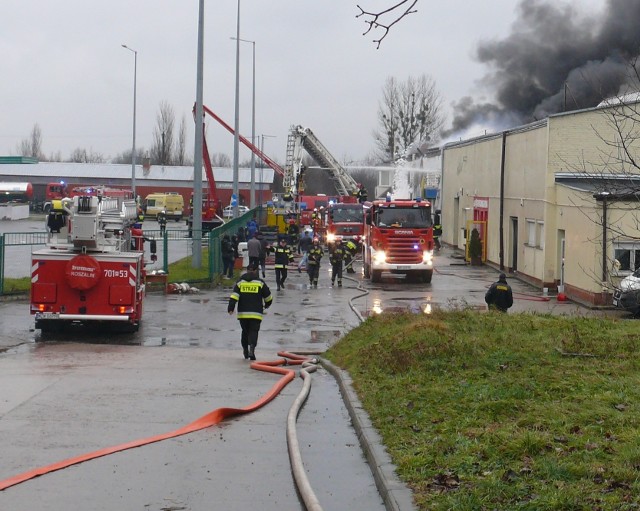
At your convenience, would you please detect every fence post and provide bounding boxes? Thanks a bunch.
[0,234,4,296]
[163,230,169,274]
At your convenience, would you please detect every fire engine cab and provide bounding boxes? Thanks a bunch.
[30,194,149,333]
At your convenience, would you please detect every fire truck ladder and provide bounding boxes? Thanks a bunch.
[285,125,359,198]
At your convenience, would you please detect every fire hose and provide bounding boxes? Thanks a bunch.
[0,351,314,493]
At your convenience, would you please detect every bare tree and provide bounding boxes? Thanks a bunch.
[356,0,418,48]
[373,75,444,162]
[150,101,175,165]
[112,148,146,165]
[210,153,232,167]
[17,123,45,160]
[176,114,188,166]
[67,148,105,163]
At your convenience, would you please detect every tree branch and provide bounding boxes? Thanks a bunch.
[356,1,418,49]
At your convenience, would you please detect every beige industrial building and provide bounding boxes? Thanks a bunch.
[439,99,640,307]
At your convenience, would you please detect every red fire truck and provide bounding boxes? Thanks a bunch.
[325,201,365,251]
[30,193,151,333]
[362,198,435,283]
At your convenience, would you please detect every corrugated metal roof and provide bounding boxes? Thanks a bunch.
[0,161,274,184]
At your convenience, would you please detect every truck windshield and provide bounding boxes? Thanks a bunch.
[375,207,432,229]
[331,205,363,222]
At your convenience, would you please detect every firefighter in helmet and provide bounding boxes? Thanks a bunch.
[329,240,345,287]
[306,237,324,288]
[343,239,358,274]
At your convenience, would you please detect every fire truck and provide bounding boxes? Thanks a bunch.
[325,201,365,250]
[362,198,435,283]
[30,193,150,333]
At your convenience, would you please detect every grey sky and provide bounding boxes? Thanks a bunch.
[1,1,606,165]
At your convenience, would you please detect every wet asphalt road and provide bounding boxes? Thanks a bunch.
[0,242,627,511]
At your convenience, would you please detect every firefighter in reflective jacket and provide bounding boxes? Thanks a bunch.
[228,264,273,360]
[343,239,358,273]
[271,238,294,291]
[307,238,323,288]
[330,242,345,287]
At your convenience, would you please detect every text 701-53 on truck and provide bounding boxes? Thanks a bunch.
[30,195,154,333]
[362,198,435,284]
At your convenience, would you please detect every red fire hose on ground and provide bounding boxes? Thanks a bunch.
[0,351,311,492]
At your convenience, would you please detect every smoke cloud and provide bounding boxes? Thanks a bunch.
[446,0,640,137]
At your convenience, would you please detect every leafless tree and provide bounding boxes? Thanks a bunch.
[210,153,232,167]
[373,75,444,162]
[150,101,175,165]
[67,148,105,163]
[356,0,418,48]
[176,114,189,166]
[112,148,146,165]
[17,123,45,160]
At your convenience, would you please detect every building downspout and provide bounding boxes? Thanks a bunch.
[601,194,608,283]
[499,132,506,271]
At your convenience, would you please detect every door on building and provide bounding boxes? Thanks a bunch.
[510,217,518,272]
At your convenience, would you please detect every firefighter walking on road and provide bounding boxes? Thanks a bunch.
[307,237,323,288]
[330,241,345,287]
[343,239,358,274]
[228,264,273,360]
[272,238,294,291]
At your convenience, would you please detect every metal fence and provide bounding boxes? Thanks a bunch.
[0,210,254,295]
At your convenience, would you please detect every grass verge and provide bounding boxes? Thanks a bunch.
[325,310,640,510]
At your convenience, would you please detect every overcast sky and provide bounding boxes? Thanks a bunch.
[1,0,607,165]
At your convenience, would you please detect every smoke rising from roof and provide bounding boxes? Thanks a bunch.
[445,0,640,138]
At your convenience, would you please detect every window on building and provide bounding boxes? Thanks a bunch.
[526,219,536,246]
[537,221,545,249]
[379,170,392,187]
[614,243,640,273]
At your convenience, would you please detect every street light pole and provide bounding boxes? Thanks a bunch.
[232,0,241,218]
[260,134,276,210]
[121,44,137,197]
[231,36,256,210]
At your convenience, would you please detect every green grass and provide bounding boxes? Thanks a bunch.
[325,310,640,510]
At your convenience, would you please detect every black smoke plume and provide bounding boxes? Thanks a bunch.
[446,0,640,137]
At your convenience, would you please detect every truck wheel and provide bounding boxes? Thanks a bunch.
[43,203,51,214]
[363,263,371,278]
[422,270,433,284]
[371,270,382,283]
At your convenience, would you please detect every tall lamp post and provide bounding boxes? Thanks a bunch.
[231,36,256,209]
[232,0,241,218]
[260,134,276,210]
[121,44,138,197]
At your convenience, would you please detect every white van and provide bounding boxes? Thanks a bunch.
[144,193,184,221]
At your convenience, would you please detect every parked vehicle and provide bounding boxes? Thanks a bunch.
[223,205,250,218]
[613,270,640,315]
[144,193,184,221]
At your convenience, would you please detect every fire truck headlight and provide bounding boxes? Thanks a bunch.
[326,233,336,243]
[423,250,433,264]
[373,249,386,264]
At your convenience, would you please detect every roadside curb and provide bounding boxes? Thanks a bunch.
[320,358,417,511]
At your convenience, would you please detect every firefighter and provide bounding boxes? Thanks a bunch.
[157,210,167,236]
[343,239,358,274]
[433,210,442,251]
[287,219,300,248]
[228,263,273,360]
[355,183,368,203]
[307,237,324,288]
[330,241,345,287]
[271,237,294,291]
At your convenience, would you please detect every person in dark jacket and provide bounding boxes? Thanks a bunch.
[343,239,358,274]
[485,273,513,312]
[221,234,235,278]
[307,237,324,288]
[330,241,345,287]
[271,238,294,291]
[297,231,312,272]
[228,264,273,360]
[257,232,270,278]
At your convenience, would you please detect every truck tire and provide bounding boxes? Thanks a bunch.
[371,270,382,283]
[363,262,371,278]
[422,270,433,284]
